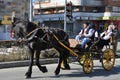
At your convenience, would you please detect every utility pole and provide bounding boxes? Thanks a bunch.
[30,0,33,22]
[24,0,29,21]
[82,0,86,11]
[64,0,67,32]
[38,0,42,26]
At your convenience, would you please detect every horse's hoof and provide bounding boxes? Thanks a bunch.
[26,75,31,79]
[54,70,60,75]
[25,72,31,78]
[40,66,48,73]
[61,67,70,70]
[61,64,71,70]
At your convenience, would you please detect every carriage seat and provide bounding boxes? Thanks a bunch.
[69,39,81,48]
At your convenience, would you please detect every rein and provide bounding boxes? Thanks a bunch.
[52,34,78,57]
[26,28,40,37]
[25,28,51,43]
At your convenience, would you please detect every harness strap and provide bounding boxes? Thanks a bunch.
[26,28,39,37]
[28,29,51,44]
[52,34,78,57]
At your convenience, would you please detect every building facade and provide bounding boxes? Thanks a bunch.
[33,0,120,37]
[0,0,30,40]
[0,0,30,24]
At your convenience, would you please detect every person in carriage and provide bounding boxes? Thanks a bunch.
[75,22,90,42]
[97,24,113,50]
[75,22,99,49]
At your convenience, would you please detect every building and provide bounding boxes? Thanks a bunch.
[33,0,120,37]
[103,0,120,12]
[0,0,30,40]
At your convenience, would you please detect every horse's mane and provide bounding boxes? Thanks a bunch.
[13,18,68,41]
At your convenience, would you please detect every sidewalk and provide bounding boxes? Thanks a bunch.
[0,57,74,69]
[0,58,59,69]
[116,41,120,56]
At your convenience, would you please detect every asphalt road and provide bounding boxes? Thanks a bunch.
[116,41,120,56]
[0,59,120,80]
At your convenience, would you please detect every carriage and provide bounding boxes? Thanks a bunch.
[53,33,116,74]
[43,22,117,74]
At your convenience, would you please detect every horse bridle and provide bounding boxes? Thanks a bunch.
[26,28,51,43]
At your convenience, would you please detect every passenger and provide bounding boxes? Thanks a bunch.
[80,24,99,49]
[97,25,113,49]
[75,22,90,42]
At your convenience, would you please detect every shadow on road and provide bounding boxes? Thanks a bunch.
[30,65,120,79]
[58,65,120,78]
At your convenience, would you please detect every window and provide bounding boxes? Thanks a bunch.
[112,0,119,1]
[35,0,50,3]
[0,0,4,4]
[6,2,11,6]
[44,0,50,2]
[112,7,120,12]
[50,9,54,14]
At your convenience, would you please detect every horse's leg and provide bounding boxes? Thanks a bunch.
[55,48,70,75]
[55,55,63,75]
[62,50,70,70]
[54,49,65,75]
[35,51,48,73]
[61,56,70,70]
[25,49,34,78]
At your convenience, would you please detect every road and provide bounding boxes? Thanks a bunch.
[0,59,120,80]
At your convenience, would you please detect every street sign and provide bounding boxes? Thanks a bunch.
[1,16,12,25]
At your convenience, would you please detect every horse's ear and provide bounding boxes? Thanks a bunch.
[13,17,17,23]
[12,17,18,27]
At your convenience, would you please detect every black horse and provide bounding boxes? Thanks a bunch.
[12,19,70,78]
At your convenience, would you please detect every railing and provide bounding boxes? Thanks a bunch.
[34,12,104,21]
[84,0,102,6]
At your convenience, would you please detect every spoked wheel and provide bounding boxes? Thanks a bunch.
[78,52,92,66]
[83,58,93,74]
[102,48,115,71]
[78,54,87,66]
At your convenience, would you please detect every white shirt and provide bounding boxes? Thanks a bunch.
[84,29,95,37]
[79,27,98,38]
[100,30,112,40]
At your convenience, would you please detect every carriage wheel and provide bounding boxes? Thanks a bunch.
[83,58,93,74]
[102,48,115,71]
[78,52,92,66]
[78,54,87,66]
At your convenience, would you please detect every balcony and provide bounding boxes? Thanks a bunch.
[83,0,102,6]
[34,0,103,10]
[34,11,120,21]
[34,12,104,21]
[34,0,82,9]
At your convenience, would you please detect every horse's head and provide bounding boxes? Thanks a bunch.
[12,21,27,41]
[12,19,38,41]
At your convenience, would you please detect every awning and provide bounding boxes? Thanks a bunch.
[1,21,12,25]
[1,16,12,25]
[98,16,120,20]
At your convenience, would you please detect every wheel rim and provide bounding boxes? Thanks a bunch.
[78,52,92,65]
[79,54,86,65]
[102,49,115,71]
[83,59,93,74]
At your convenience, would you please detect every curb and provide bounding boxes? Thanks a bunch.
[0,56,119,69]
[0,57,75,69]
[0,58,59,69]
